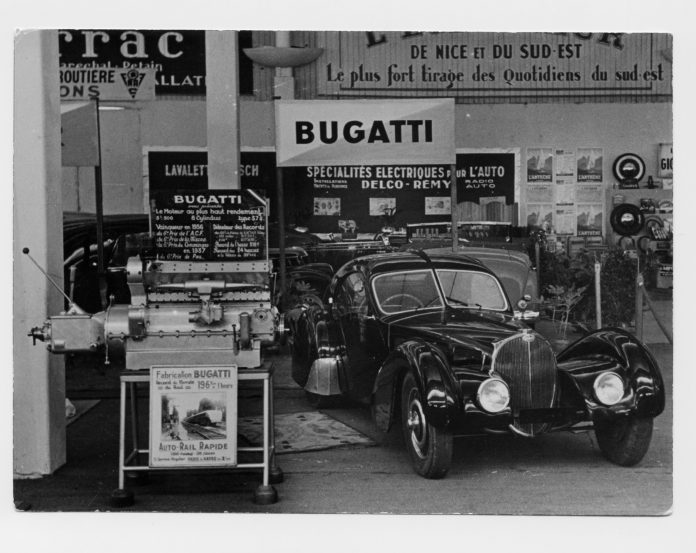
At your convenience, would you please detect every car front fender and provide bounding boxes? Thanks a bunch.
[372,339,459,432]
[556,328,665,419]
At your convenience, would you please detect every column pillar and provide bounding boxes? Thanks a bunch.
[205,31,241,189]
[13,30,66,477]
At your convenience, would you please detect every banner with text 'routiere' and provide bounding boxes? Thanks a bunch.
[275,99,455,167]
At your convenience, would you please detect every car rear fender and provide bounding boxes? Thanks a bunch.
[372,339,458,432]
[556,328,665,418]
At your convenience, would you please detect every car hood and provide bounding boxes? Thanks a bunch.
[385,307,529,357]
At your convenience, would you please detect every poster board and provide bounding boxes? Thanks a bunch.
[150,189,267,261]
[149,365,238,468]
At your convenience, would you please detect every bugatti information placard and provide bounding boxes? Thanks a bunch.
[149,365,238,468]
[150,189,267,261]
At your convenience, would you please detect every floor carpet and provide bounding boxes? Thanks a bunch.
[238,410,376,454]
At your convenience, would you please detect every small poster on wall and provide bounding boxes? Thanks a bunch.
[149,365,238,468]
[313,198,341,216]
[576,183,604,203]
[555,206,576,235]
[577,203,604,236]
[369,197,396,216]
[555,149,576,185]
[526,148,554,183]
[425,196,451,215]
[526,203,553,229]
[555,184,575,205]
[577,148,604,183]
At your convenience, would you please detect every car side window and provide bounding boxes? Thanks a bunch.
[334,272,368,317]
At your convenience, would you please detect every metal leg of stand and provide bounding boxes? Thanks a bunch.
[268,371,283,484]
[253,374,277,504]
[119,379,126,489]
[111,378,134,507]
[129,382,139,453]
[263,377,269,486]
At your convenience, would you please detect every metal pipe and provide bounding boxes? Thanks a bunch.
[635,274,644,340]
[594,260,602,329]
[450,163,457,252]
[535,241,542,295]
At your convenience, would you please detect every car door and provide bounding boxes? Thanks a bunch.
[333,271,385,402]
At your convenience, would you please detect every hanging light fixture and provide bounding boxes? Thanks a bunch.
[242,45,323,68]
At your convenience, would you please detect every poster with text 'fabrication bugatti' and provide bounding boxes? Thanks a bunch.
[149,365,238,468]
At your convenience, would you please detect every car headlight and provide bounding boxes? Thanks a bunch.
[593,372,624,406]
[477,378,510,413]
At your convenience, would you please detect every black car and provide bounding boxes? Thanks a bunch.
[289,251,665,478]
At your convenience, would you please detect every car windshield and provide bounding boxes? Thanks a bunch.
[372,268,507,314]
[372,270,443,314]
[436,269,508,311]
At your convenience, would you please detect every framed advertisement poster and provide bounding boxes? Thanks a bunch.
[577,148,604,183]
[526,148,553,183]
[149,365,238,467]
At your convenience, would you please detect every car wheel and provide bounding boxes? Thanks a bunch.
[400,371,453,478]
[594,416,653,466]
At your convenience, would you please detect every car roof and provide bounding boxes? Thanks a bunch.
[425,246,532,267]
[336,250,491,279]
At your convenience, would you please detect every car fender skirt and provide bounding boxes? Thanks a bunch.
[304,357,343,396]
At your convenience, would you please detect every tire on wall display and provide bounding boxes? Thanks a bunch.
[610,203,645,236]
[613,153,646,185]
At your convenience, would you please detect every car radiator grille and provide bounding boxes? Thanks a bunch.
[492,331,557,436]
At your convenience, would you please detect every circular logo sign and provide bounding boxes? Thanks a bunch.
[613,153,646,184]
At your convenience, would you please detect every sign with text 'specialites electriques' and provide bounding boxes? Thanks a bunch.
[275,99,455,167]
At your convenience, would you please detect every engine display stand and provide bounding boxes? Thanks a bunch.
[111,362,282,507]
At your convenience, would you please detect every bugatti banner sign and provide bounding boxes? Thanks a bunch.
[275,99,455,167]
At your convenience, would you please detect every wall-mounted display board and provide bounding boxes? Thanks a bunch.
[313,32,671,101]
[150,189,267,261]
[521,146,606,237]
[143,147,277,217]
[59,30,254,96]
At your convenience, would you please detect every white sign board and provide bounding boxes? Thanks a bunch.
[60,67,156,101]
[275,99,455,167]
[658,142,673,178]
[149,365,238,467]
[61,101,99,166]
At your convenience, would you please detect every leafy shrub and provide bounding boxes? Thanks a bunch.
[538,247,638,328]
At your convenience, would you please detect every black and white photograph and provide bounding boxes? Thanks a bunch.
[5,1,693,552]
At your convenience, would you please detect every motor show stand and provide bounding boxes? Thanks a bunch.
[111,362,283,507]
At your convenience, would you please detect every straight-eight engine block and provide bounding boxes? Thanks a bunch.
[29,256,285,370]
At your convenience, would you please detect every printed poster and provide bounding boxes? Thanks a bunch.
[527,203,553,229]
[555,206,577,235]
[555,149,576,185]
[576,183,604,203]
[577,203,604,236]
[150,365,238,467]
[425,196,451,215]
[555,184,575,205]
[369,197,396,216]
[526,184,553,203]
[577,148,604,183]
[313,197,341,216]
[526,148,553,183]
